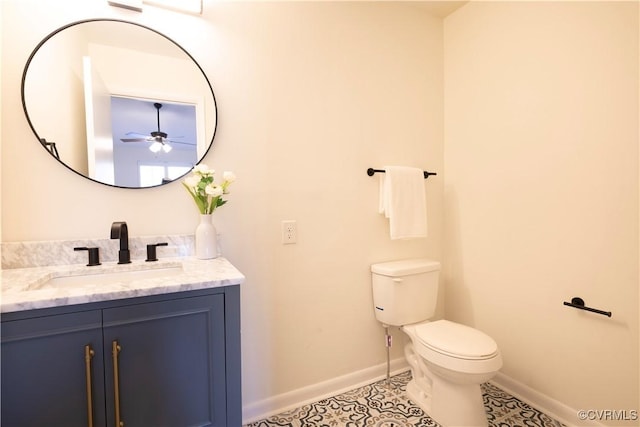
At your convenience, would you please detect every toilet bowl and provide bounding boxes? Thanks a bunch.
[402,320,502,427]
[370,259,502,427]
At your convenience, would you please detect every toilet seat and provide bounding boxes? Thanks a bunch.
[403,320,502,375]
[415,320,498,360]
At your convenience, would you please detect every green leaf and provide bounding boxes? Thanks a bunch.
[183,182,206,214]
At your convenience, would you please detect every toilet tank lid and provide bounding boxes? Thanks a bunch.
[371,258,440,276]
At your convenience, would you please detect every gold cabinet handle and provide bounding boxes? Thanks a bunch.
[112,341,124,427]
[84,345,95,427]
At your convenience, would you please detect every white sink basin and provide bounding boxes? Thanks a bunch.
[31,265,184,290]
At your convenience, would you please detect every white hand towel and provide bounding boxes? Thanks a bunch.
[379,166,428,240]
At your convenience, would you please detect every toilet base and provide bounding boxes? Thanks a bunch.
[406,375,488,427]
[404,343,489,427]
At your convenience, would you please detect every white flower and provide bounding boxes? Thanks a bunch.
[184,176,200,189]
[194,164,213,176]
[223,171,236,183]
[183,167,235,214]
[205,183,223,197]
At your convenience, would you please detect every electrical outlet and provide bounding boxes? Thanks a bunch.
[282,220,297,244]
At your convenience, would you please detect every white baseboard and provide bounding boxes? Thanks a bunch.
[243,363,597,427]
[242,358,410,424]
[490,372,604,427]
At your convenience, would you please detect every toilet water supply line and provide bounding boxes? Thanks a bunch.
[385,326,392,389]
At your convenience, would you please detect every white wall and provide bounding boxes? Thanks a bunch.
[1,0,444,418]
[444,2,639,424]
[0,0,3,254]
[23,26,88,172]
[6,1,637,424]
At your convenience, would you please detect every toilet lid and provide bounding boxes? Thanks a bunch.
[415,320,498,359]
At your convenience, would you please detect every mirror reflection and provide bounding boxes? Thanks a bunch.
[22,19,217,188]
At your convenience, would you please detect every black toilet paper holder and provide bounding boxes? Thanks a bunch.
[563,297,612,317]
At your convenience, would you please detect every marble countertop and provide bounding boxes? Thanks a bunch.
[1,257,245,313]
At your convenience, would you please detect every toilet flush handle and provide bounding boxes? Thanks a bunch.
[392,278,403,283]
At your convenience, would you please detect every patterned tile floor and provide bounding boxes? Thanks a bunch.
[244,371,566,427]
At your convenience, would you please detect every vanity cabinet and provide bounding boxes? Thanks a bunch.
[1,286,241,427]
[1,310,107,427]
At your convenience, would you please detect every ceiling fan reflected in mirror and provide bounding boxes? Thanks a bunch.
[120,102,193,153]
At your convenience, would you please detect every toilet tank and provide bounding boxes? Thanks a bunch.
[371,259,440,326]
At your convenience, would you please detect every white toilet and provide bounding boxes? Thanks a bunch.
[371,258,502,427]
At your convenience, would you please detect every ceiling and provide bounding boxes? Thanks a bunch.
[402,1,468,18]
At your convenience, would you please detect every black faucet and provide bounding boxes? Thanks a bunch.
[110,221,131,264]
[74,246,101,266]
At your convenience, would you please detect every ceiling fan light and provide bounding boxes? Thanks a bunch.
[149,141,163,153]
[162,143,173,153]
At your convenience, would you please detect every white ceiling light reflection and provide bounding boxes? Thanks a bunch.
[149,141,173,153]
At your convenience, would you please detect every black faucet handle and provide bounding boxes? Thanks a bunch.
[74,247,101,266]
[146,242,168,262]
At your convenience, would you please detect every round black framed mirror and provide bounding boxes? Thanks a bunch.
[22,19,217,188]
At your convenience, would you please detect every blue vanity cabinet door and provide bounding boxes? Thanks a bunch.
[102,294,227,427]
[1,310,107,427]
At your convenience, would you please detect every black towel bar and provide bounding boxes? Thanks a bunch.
[563,297,612,317]
[367,168,437,179]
